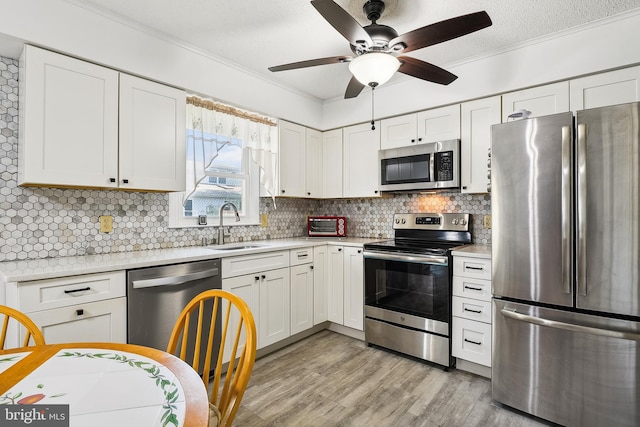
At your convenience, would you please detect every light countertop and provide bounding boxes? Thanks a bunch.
[451,244,492,259]
[0,237,380,283]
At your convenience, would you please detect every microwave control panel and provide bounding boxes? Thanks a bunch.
[434,151,454,181]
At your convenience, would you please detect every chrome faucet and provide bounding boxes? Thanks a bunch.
[217,202,240,245]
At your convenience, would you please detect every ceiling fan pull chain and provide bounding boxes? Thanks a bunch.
[370,85,376,130]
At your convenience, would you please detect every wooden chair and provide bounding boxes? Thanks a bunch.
[167,290,256,427]
[0,305,46,350]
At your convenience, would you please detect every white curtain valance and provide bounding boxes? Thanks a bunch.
[183,97,278,205]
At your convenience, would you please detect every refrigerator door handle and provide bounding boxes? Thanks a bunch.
[577,123,587,296]
[500,308,640,341]
[561,125,572,295]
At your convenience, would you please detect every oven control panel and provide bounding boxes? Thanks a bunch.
[393,213,470,231]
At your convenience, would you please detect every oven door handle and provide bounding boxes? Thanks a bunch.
[363,250,448,265]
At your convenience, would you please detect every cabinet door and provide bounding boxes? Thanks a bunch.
[278,120,306,197]
[305,128,322,198]
[222,273,261,359]
[380,114,417,149]
[313,245,328,324]
[258,267,290,347]
[290,263,314,335]
[327,246,345,324]
[322,129,343,198]
[27,297,126,344]
[502,82,570,121]
[461,96,501,194]
[570,66,640,110]
[417,104,461,142]
[343,122,381,198]
[343,247,364,331]
[18,45,119,188]
[119,74,186,191]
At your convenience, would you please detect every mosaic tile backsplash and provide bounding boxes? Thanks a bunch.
[0,56,490,262]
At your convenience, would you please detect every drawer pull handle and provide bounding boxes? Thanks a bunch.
[297,253,309,258]
[465,266,484,271]
[464,285,483,291]
[464,338,482,346]
[64,287,91,294]
[464,307,483,314]
[76,309,84,316]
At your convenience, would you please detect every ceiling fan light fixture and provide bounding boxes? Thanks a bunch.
[348,52,400,87]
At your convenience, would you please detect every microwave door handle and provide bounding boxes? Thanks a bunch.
[429,153,435,183]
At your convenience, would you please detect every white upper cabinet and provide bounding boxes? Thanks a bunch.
[417,104,461,142]
[342,122,381,198]
[305,128,322,198]
[570,65,640,110]
[278,120,322,198]
[278,120,306,197]
[380,105,460,150]
[119,74,186,191]
[461,96,501,194]
[18,45,186,192]
[380,113,418,149]
[322,129,343,198]
[501,82,570,121]
[18,46,119,188]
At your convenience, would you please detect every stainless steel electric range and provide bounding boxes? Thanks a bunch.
[363,212,472,369]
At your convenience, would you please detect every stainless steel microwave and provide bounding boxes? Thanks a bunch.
[378,140,460,192]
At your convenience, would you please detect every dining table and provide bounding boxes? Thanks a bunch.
[0,342,210,427]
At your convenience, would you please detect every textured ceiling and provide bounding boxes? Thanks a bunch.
[69,0,640,100]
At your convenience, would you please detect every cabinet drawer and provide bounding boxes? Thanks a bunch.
[452,317,492,367]
[222,251,289,278]
[453,296,492,324]
[18,271,126,313]
[453,256,492,280]
[452,276,492,302]
[26,297,127,344]
[289,248,314,266]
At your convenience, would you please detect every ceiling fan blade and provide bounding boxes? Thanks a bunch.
[311,0,373,47]
[269,55,352,72]
[398,56,458,85]
[390,11,492,53]
[344,76,365,99]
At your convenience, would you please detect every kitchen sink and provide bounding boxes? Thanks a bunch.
[209,244,266,251]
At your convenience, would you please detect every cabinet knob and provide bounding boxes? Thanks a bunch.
[281,190,285,194]
[76,309,84,316]
[261,274,266,280]
[255,276,260,281]
[462,186,467,190]
[338,248,342,252]
[307,192,311,196]
[411,139,415,143]
[358,249,362,253]
[374,190,379,194]
[122,179,129,184]
[109,178,116,183]
[418,138,422,142]
[310,265,314,270]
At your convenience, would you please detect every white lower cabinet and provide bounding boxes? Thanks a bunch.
[9,271,127,347]
[452,254,492,368]
[221,272,260,362]
[327,245,364,331]
[258,267,291,347]
[313,245,328,324]
[290,248,314,335]
[27,298,126,344]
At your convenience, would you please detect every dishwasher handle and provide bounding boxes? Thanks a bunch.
[132,268,220,289]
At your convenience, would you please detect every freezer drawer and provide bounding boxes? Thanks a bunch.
[492,299,640,427]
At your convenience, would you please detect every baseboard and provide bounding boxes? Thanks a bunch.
[456,358,492,378]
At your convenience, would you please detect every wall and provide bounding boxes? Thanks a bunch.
[0,55,490,261]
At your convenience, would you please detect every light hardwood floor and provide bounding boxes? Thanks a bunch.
[234,330,551,426]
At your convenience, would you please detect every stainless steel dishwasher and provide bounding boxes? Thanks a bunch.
[127,259,221,371]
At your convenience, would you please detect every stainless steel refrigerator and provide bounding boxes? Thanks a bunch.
[491,102,640,427]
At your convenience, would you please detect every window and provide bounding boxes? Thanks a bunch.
[169,97,277,228]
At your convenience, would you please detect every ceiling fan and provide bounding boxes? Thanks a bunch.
[269,0,492,99]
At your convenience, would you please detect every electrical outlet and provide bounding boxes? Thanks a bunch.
[483,214,492,229]
[260,213,269,227]
[99,215,113,233]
